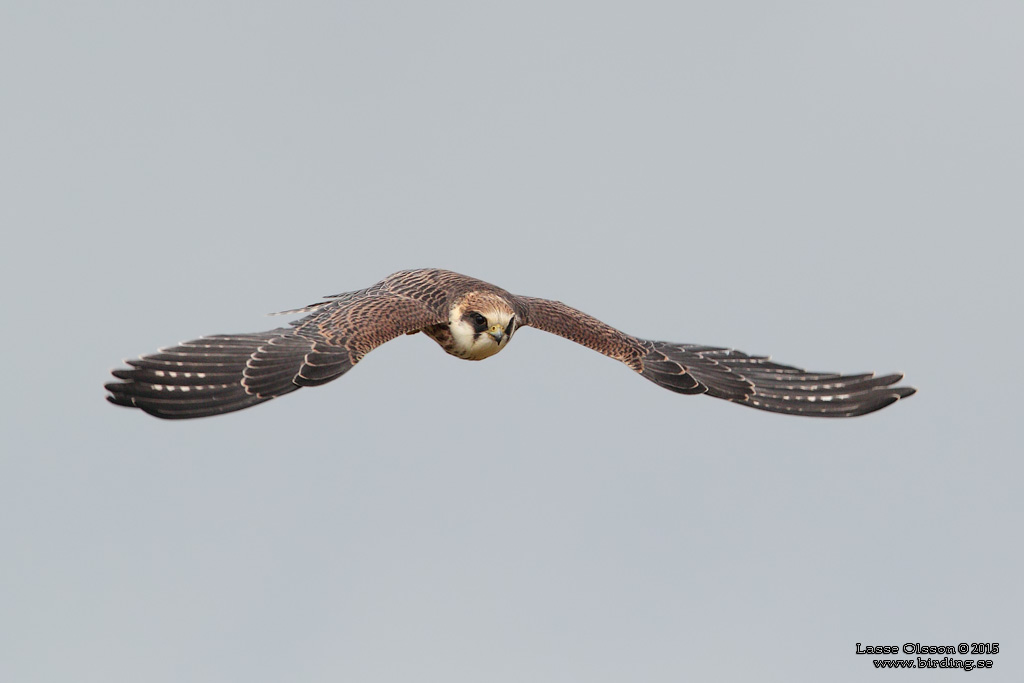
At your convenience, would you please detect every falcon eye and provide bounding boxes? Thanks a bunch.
[468,311,488,328]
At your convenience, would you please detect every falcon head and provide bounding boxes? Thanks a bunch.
[448,292,517,360]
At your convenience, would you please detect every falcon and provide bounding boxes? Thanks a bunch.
[106,268,915,419]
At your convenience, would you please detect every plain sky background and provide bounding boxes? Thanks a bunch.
[2,2,1021,681]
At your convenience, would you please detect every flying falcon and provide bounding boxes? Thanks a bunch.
[106,268,915,419]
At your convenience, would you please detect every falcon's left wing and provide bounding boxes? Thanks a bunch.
[516,296,915,417]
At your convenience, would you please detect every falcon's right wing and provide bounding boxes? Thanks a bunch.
[105,291,445,419]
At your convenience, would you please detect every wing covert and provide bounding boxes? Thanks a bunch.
[516,296,647,369]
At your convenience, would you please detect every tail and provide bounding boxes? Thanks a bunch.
[639,341,916,417]
[105,329,354,419]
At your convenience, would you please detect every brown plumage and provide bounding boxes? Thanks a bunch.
[106,268,916,419]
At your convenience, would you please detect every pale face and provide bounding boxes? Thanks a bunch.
[448,296,517,360]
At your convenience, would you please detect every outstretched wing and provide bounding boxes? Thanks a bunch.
[516,296,915,417]
[106,291,445,419]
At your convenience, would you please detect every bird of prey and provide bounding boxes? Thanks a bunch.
[106,268,915,419]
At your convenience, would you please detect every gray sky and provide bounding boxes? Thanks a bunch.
[2,2,1021,681]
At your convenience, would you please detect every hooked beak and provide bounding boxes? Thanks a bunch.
[488,325,505,344]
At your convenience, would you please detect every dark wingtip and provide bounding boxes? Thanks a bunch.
[895,386,917,399]
[846,383,916,417]
[105,391,134,408]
